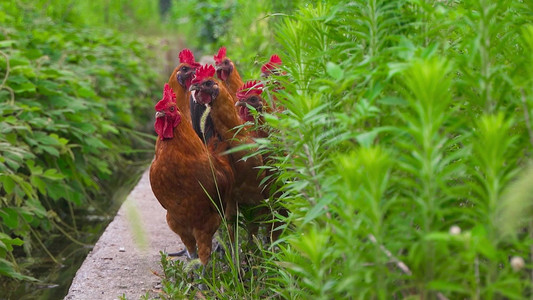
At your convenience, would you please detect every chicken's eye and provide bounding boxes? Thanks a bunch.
[249,96,258,103]
[204,80,214,87]
[181,66,189,72]
[169,106,175,111]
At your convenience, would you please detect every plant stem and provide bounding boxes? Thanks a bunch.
[29,226,60,265]
[0,50,9,89]
[475,256,480,300]
[520,89,533,149]
[479,0,493,113]
[51,219,91,247]
[368,234,411,276]
[530,220,533,300]
[0,50,14,104]
[369,233,450,299]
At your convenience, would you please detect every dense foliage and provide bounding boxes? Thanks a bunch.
[167,0,299,79]
[159,0,533,299]
[0,1,160,281]
[11,0,162,33]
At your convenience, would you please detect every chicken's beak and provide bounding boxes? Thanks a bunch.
[155,111,165,118]
[260,72,268,78]
[235,100,246,107]
[214,65,222,71]
[189,85,198,92]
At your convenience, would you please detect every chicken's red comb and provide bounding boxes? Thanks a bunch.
[178,49,201,68]
[191,64,216,85]
[214,46,227,65]
[261,54,283,73]
[155,84,176,111]
[236,80,264,100]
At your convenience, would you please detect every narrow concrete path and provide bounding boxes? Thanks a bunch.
[65,168,184,300]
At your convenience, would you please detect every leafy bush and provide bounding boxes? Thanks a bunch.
[0,1,160,280]
[167,0,296,79]
[8,0,162,33]
[167,0,235,51]
[161,0,533,299]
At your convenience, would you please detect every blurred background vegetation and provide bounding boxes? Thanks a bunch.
[0,0,167,298]
[3,0,533,299]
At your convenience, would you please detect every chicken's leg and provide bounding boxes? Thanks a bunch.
[166,213,198,259]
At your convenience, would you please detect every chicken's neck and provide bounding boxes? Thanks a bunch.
[158,119,204,155]
[168,70,191,123]
[209,84,246,144]
[226,69,244,102]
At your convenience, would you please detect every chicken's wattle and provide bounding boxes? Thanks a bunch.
[194,91,213,105]
[239,106,254,122]
[217,69,229,82]
[155,114,180,139]
[185,77,193,90]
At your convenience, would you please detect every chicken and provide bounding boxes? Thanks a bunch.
[167,49,201,123]
[235,80,287,242]
[213,46,244,102]
[189,64,266,244]
[260,54,283,78]
[235,80,268,138]
[260,54,285,113]
[236,54,286,137]
[149,83,234,267]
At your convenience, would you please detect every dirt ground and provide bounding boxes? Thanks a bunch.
[65,169,185,300]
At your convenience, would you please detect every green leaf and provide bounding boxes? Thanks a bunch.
[10,238,24,247]
[26,160,43,175]
[42,168,64,180]
[26,198,46,218]
[0,258,36,281]
[0,208,19,229]
[0,40,16,48]
[1,175,15,194]
[33,132,61,146]
[355,131,378,148]
[326,62,344,80]
[427,280,468,293]
[30,176,47,195]
[40,145,59,157]
[101,123,119,134]
[46,182,68,201]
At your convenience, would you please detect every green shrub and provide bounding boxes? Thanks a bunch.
[160,0,533,299]
[0,1,161,280]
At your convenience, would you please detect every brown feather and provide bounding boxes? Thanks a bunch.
[225,62,244,103]
[205,79,268,243]
[149,107,233,266]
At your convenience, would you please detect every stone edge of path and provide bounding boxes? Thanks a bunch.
[64,169,184,300]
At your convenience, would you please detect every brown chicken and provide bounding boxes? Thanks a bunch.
[167,48,201,123]
[214,46,244,102]
[260,54,285,113]
[235,80,288,242]
[189,64,266,244]
[235,80,268,138]
[261,54,283,78]
[149,83,234,267]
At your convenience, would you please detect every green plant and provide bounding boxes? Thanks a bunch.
[0,1,162,281]
[142,0,533,299]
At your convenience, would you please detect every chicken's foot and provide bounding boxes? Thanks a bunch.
[167,249,198,259]
[166,249,187,257]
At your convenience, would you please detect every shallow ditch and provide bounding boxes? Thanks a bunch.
[0,163,149,300]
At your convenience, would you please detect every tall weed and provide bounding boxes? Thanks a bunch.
[156,0,533,299]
